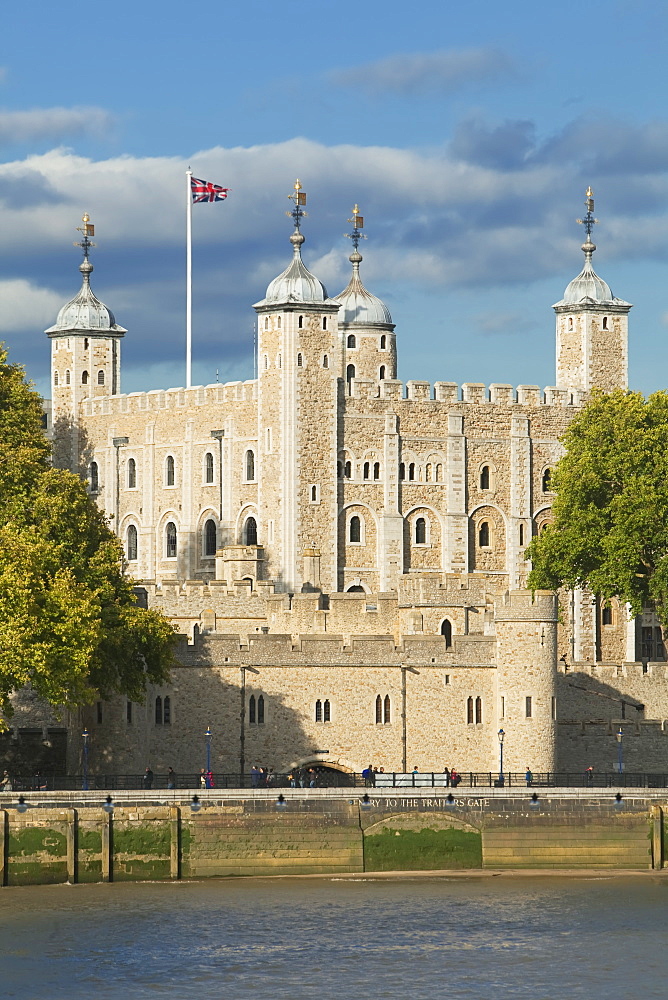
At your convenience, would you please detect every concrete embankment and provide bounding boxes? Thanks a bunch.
[0,787,663,885]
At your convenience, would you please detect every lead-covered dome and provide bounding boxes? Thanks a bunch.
[334,250,393,326]
[45,261,126,335]
[257,232,330,305]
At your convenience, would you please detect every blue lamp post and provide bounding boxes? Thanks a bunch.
[82,728,90,791]
[616,727,624,776]
[205,726,212,777]
[498,728,505,786]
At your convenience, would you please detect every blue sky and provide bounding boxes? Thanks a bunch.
[1,0,667,398]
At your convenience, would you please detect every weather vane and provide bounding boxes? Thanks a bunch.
[286,179,307,231]
[576,186,598,242]
[345,204,367,252]
[74,213,96,261]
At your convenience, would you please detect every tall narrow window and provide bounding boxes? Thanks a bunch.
[204,518,217,556]
[54,371,59,386]
[349,516,361,543]
[363,461,370,480]
[298,315,303,329]
[467,697,474,725]
[127,701,133,724]
[475,696,482,724]
[379,365,386,380]
[127,524,138,561]
[245,450,255,481]
[480,465,490,490]
[323,699,331,722]
[249,695,256,724]
[344,460,352,478]
[346,364,355,389]
[519,523,525,546]
[415,517,427,544]
[97,370,105,385]
[82,370,89,385]
[375,694,382,724]
[426,464,432,482]
[89,461,99,493]
[297,353,303,367]
[66,370,71,385]
[245,517,258,545]
[602,316,608,330]
[166,521,177,558]
[383,695,391,724]
[311,485,317,502]
[347,334,356,348]
[380,335,386,349]
[602,604,613,626]
[441,619,452,648]
[435,464,443,482]
[323,355,329,369]
[84,338,89,350]
[127,457,136,489]
[373,462,380,480]
[322,316,327,330]
[315,699,322,722]
[525,696,533,718]
[155,696,163,725]
[257,695,265,724]
[478,521,490,547]
[408,463,415,481]
[264,354,268,369]
[163,696,171,725]
[542,468,552,492]
[205,452,214,483]
[166,455,175,486]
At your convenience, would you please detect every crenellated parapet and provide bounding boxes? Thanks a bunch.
[351,378,588,407]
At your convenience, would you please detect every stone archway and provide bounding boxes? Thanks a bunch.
[289,758,357,788]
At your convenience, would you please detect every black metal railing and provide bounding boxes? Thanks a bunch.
[2,771,668,792]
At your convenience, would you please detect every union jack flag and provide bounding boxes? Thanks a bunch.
[191,177,229,203]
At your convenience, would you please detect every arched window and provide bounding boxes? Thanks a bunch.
[344,460,352,478]
[165,522,177,558]
[97,370,105,385]
[166,455,175,486]
[467,696,474,725]
[602,604,613,625]
[322,316,327,330]
[82,370,89,385]
[435,464,443,482]
[127,458,136,489]
[204,518,217,556]
[264,318,269,330]
[245,450,255,481]
[415,517,427,544]
[363,461,370,480]
[347,334,356,348]
[380,335,386,349]
[315,699,322,722]
[480,465,490,490]
[475,696,482,724]
[297,353,303,367]
[54,371,59,386]
[349,516,361,543]
[155,696,163,725]
[163,696,171,725]
[89,461,99,493]
[426,463,432,482]
[346,364,355,389]
[568,317,574,330]
[323,355,329,369]
[399,463,405,480]
[65,370,71,385]
[542,468,552,492]
[205,452,214,483]
[519,523,525,546]
[373,462,380,480]
[245,517,258,546]
[375,694,382,724]
[408,463,415,481]
[441,619,452,648]
[126,524,138,561]
[323,698,331,722]
[264,354,268,369]
[298,315,303,329]
[379,365,386,380]
[602,316,608,330]
[249,695,256,724]
[347,585,365,592]
[311,485,317,502]
[383,695,391,724]
[478,521,490,547]
[257,694,265,724]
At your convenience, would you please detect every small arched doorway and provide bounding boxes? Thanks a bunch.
[290,760,356,787]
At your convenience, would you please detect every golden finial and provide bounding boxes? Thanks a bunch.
[286,179,307,228]
[345,204,367,252]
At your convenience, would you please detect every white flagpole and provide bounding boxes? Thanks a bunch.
[186,167,193,388]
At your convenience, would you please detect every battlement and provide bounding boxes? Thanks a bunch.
[350,377,588,407]
[82,378,258,416]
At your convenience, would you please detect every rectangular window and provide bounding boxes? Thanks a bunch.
[268,520,274,543]
[525,696,533,719]
[551,696,556,720]
[500,695,505,719]
[127,701,132,724]
[444,674,450,686]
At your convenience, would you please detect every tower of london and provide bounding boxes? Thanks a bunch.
[19,184,668,782]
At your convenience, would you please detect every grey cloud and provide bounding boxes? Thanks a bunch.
[536,116,668,175]
[330,48,516,97]
[0,106,114,146]
[450,118,536,170]
[473,310,538,336]
[0,170,65,207]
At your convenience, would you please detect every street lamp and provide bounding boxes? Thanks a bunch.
[82,728,90,791]
[498,728,505,786]
[205,726,212,777]
[616,727,624,776]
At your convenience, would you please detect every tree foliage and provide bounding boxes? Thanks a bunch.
[0,347,176,718]
[527,388,668,625]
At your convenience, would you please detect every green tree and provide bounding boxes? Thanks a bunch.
[527,388,668,625]
[0,347,176,719]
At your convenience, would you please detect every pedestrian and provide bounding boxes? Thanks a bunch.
[362,763,373,786]
[525,767,533,787]
[450,767,461,787]
[288,772,296,788]
[443,766,450,787]
[266,768,275,787]
[585,766,594,785]
[205,769,214,788]
[308,768,316,788]
[142,766,154,789]
[166,767,176,789]
[299,768,306,788]
[0,769,12,792]
[199,768,206,789]
[250,764,260,788]
[34,770,47,791]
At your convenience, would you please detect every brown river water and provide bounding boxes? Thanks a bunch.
[0,875,666,999]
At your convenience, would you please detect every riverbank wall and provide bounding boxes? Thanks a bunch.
[0,789,662,885]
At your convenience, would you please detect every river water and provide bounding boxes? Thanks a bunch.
[1,875,666,999]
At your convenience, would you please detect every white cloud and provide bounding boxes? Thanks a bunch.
[0,279,63,332]
[0,106,114,146]
[330,48,516,96]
